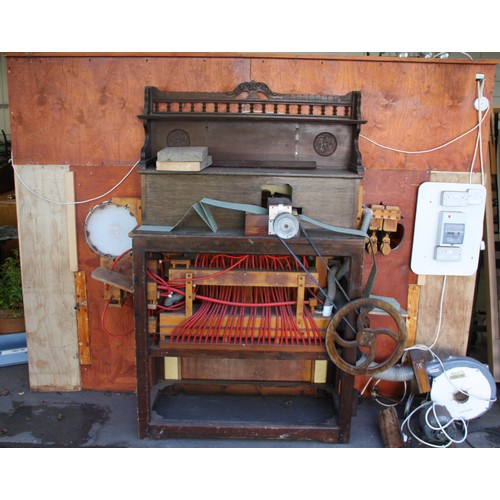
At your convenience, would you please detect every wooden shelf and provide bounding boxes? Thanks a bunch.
[153,342,328,360]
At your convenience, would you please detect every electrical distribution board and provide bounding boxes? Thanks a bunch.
[411,182,486,276]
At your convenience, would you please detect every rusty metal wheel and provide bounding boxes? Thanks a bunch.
[325,297,407,376]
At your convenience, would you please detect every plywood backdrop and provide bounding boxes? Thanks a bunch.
[6,54,497,391]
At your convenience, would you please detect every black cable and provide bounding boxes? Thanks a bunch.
[276,234,357,335]
[277,234,332,305]
[299,224,351,303]
[300,221,378,303]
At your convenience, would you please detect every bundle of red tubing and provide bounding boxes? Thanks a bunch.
[149,253,323,345]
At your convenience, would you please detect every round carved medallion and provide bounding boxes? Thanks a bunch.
[313,132,337,157]
[166,129,190,147]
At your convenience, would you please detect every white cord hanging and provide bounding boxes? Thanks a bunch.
[11,159,140,206]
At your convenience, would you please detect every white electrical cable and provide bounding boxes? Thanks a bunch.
[400,401,451,448]
[429,275,447,350]
[360,375,408,408]
[478,79,486,186]
[401,400,468,448]
[360,377,373,396]
[469,130,481,184]
[11,158,140,206]
[425,404,468,445]
[360,86,490,156]
[469,79,487,185]
[374,379,408,408]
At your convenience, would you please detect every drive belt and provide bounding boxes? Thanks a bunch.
[136,197,369,239]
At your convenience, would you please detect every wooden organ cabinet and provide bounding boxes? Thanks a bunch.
[132,81,385,443]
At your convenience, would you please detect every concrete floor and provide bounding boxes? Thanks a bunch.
[1,362,499,449]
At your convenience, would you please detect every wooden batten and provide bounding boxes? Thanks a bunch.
[65,171,78,272]
[406,284,420,347]
[75,271,91,365]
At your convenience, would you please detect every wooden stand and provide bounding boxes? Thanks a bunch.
[132,229,365,443]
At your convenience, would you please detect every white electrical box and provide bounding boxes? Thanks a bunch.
[411,182,486,276]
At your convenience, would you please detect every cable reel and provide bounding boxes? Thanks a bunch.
[325,297,408,376]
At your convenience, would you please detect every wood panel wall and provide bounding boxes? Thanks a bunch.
[6,54,497,391]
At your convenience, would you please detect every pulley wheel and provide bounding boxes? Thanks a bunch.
[325,297,407,376]
[273,212,300,239]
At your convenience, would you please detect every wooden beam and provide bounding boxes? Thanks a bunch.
[5,53,499,65]
[168,268,319,288]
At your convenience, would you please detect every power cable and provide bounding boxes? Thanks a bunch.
[11,158,141,205]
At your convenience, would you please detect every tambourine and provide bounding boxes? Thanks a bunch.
[84,201,138,258]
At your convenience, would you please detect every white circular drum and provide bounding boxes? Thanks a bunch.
[84,201,138,258]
